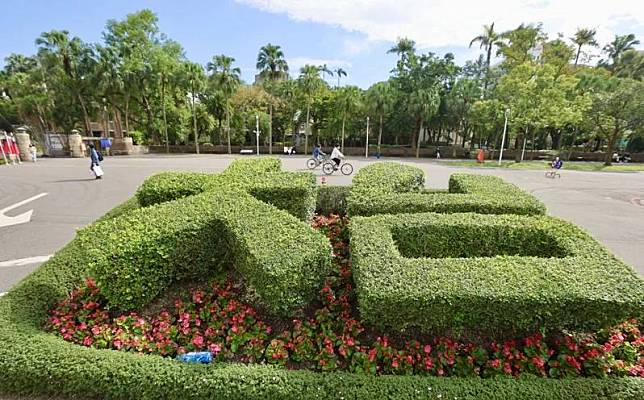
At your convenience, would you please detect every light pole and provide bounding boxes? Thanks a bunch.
[365,116,370,159]
[498,108,510,165]
[255,114,260,156]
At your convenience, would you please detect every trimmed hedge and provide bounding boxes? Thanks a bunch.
[136,159,317,221]
[0,181,642,399]
[316,185,350,215]
[350,212,644,334]
[83,159,328,313]
[348,163,546,216]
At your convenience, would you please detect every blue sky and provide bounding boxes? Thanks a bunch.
[3,0,643,88]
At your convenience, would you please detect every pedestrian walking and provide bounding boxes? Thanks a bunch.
[29,143,37,162]
[89,143,104,179]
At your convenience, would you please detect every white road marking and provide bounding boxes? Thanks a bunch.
[0,193,48,228]
[0,255,52,268]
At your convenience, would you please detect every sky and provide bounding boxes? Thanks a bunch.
[2,0,643,88]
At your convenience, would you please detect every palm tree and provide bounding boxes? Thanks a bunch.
[207,54,241,154]
[256,43,288,154]
[256,43,289,81]
[297,64,323,154]
[409,86,440,158]
[319,64,333,81]
[604,34,641,68]
[184,62,206,154]
[469,23,500,96]
[334,67,347,87]
[366,82,393,154]
[387,37,416,63]
[335,86,361,151]
[36,30,93,134]
[571,28,598,66]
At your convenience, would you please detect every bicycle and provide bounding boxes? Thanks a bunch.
[545,169,561,179]
[306,155,328,170]
[322,159,353,175]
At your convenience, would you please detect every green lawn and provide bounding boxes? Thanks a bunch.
[445,160,644,172]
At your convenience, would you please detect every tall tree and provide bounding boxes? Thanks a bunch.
[207,54,241,154]
[334,67,347,87]
[335,86,361,151]
[387,37,416,63]
[469,22,500,96]
[297,64,323,154]
[319,64,334,81]
[256,43,288,154]
[571,28,598,66]
[366,81,393,154]
[409,86,440,158]
[183,62,206,153]
[256,43,289,81]
[36,30,94,134]
[604,34,641,69]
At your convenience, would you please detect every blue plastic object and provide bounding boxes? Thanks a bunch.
[176,351,212,364]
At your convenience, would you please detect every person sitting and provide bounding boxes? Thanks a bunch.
[330,144,344,170]
[551,156,563,170]
[312,144,326,161]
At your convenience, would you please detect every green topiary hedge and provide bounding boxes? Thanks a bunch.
[347,163,546,216]
[350,212,644,334]
[1,163,642,399]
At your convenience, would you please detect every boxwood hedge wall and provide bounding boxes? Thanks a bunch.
[347,162,546,216]
[350,212,644,334]
[0,158,642,399]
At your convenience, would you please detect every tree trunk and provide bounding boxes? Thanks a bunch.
[192,91,199,154]
[268,103,273,155]
[604,126,620,166]
[574,45,582,67]
[226,108,231,155]
[305,103,310,155]
[161,76,169,153]
[566,128,578,161]
[530,129,536,160]
[484,44,492,97]
[341,115,346,152]
[124,96,130,137]
[77,94,92,135]
[415,119,423,158]
[377,113,383,154]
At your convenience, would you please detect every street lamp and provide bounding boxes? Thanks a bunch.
[498,108,510,165]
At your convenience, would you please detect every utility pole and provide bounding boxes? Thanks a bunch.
[365,116,370,159]
[498,108,510,165]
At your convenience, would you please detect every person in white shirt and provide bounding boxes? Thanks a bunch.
[330,144,344,170]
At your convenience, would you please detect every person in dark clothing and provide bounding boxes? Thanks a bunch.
[89,143,103,179]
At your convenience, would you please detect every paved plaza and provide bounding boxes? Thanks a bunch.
[1,154,643,293]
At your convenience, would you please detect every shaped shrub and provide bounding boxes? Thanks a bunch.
[350,212,644,334]
[347,163,546,216]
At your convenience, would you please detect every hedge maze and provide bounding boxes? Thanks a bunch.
[1,158,642,399]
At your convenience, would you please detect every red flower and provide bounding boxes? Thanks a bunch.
[192,335,204,347]
[424,344,432,354]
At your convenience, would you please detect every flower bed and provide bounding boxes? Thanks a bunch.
[43,215,644,379]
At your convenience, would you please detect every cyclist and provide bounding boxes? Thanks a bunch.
[330,144,344,170]
[551,156,563,170]
[312,144,326,163]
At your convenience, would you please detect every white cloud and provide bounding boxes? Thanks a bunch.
[287,57,351,72]
[237,0,644,52]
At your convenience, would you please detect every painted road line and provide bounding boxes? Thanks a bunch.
[0,192,48,228]
[0,255,52,268]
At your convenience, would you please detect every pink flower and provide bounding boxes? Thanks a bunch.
[192,335,204,347]
[91,325,101,336]
[423,344,432,354]
[209,343,222,354]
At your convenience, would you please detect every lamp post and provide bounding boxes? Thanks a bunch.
[498,108,510,165]
[365,116,370,159]
[255,114,260,156]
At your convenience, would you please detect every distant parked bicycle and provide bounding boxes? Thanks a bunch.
[322,159,353,175]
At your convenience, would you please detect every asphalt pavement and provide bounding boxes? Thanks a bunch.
[1,154,642,293]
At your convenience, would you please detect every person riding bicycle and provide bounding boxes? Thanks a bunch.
[312,144,326,162]
[330,144,344,170]
[551,156,563,170]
